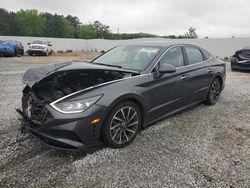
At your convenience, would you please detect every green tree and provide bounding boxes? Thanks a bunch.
[61,17,74,38]
[43,13,74,38]
[183,27,198,38]
[93,21,111,39]
[15,9,45,36]
[43,13,63,37]
[66,15,82,38]
[79,24,97,39]
[0,9,17,36]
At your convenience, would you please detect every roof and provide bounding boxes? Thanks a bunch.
[124,41,175,47]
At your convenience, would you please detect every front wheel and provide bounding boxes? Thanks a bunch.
[204,78,222,105]
[101,101,141,148]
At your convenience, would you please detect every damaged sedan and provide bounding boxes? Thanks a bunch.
[17,42,226,151]
[231,46,250,71]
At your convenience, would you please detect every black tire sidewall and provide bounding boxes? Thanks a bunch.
[101,101,141,148]
[205,78,222,105]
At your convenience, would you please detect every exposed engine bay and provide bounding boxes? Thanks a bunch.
[22,69,135,125]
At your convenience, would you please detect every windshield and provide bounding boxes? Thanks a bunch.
[32,41,47,45]
[93,45,162,71]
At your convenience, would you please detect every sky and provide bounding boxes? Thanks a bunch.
[1,0,250,38]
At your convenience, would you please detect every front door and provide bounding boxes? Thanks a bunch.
[147,46,189,123]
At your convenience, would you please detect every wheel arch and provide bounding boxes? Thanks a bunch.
[104,94,146,129]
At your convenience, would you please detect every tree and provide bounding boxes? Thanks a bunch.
[0,8,17,36]
[93,21,111,39]
[43,13,63,37]
[15,9,46,36]
[183,27,198,38]
[66,15,82,38]
[61,17,74,38]
[43,13,74,38]
[79,24,97,39]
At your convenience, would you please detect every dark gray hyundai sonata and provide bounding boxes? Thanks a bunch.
[17,42,226,151]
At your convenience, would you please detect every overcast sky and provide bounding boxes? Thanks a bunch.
[2,0,250,38]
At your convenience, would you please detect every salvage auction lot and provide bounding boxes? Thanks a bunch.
[0,56,249,187]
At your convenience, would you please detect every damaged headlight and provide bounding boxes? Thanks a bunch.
[51,95,102,113]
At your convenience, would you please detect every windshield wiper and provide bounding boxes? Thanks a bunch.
[92,62,122,68]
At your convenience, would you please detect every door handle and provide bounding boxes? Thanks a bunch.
[207,68,213,73]
[180,75,189,80]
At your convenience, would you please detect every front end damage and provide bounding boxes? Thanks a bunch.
[231,49,250,71]
[17,61,138,150]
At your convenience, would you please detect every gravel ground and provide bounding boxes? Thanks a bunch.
[0,56,249,187]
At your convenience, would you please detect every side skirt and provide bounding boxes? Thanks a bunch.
[143,100,204,128]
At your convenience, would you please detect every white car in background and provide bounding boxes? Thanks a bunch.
[27,40,52,56]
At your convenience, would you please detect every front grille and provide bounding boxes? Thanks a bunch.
[31,46,44,49]
[24,94,52,126]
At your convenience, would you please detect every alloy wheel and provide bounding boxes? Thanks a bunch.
[110,106,139,144]
[210,79,221,103]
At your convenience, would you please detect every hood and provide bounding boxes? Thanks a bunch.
[236,49,250,60]
[22,61,139,87]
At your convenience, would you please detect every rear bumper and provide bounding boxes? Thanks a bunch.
[231,61,250,71]
[16,104,108,151]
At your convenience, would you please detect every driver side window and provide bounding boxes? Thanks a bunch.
[160,47,184,68]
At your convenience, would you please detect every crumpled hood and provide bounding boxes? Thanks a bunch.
[237,49,250,60]
[22,61,138,87]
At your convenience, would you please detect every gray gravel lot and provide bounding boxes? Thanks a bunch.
[0,56,249,187]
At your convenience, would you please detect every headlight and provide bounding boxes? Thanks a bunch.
[51,95,102,113]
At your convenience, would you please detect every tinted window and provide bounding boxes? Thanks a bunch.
[202,49,211,60]
[160,47,184,68]
[185,46,203,64]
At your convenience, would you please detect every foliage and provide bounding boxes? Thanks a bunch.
[15,9,46,36]
[0,9,17,36]
[0,8,198,39]
[79,24,97,39]
[183,27,198,39]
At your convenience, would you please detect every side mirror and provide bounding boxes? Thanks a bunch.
[158,64,176,73]
[27,42,30,45]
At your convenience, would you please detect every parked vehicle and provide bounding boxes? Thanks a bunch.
[231,46,250,71]
[0,41,15,57]
[5,40,24,56]
[27,40,52,56]
[17,42,226,151]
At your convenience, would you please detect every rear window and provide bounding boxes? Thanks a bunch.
[185,46,204,64]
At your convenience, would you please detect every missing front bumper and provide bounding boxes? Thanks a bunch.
[16,108,90,151]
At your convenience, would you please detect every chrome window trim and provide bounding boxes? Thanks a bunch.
[149,44,212,73]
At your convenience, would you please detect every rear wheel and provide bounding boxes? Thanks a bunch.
[204,78,222,105]
[231,66,237,71]
[101,101,141,148]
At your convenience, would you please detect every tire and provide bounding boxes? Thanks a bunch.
[28,52,33,56]
[14,49,17,56]
[231,66,237,71]
[204,78,222,105]
[101,101,141,148]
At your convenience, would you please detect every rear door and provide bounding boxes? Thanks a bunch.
[147,46,190,122]
[183,46,214,103]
